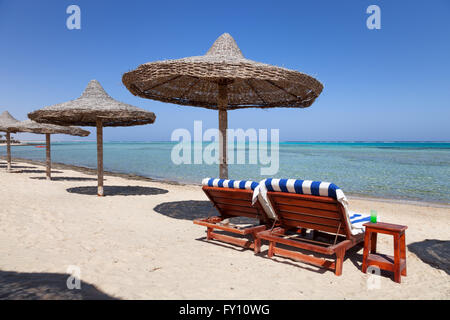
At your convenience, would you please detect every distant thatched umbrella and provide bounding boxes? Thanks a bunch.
[28,80,156,196]
[122,33,323,179]
[0,111,20,171]
[8,120,90,180]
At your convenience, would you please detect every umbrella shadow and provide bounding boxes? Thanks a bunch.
[11,169,63,174]
[66,185,168,196]
[153,200,255,224]
[0,164,37,169]
[408,239,450,275]
[0,269,118,300]
[30,176,99,182]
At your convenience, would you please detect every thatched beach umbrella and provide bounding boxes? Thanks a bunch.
[28,80,156,196]
[8,120,90,180]
[0,111,20,171]
[122,33,323,179]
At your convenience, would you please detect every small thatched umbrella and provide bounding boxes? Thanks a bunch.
[28,80,156,196]
[0,111,20,171]
[122,33,323,179]
[8,120,90,180]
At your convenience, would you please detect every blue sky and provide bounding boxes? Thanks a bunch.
[0,0,449,141]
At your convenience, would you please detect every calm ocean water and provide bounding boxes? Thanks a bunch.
[2,141,450,204]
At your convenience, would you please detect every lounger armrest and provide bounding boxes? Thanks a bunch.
[329,239,352,252]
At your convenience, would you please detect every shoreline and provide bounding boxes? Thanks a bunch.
[2,156,449,209]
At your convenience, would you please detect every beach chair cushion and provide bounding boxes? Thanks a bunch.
[254,178,369,235]
[202,178,259,190]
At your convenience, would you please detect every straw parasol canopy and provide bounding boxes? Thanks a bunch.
[8,120,90,180]
[28,80,156,196]
[0,111,20,170]
[122,33,323,178]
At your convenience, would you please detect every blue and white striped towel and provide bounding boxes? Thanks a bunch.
[252,178,370,235]
[349,212,371,230]
[202,178,259,190]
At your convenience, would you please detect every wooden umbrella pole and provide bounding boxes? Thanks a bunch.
[96,118,104,196]
[45,133,51,180]
[6,131,11,171]
[218,83,228,179]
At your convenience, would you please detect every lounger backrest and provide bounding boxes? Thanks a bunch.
[202,178,268,222]
[262,178,353,239]
[267,192,351,238]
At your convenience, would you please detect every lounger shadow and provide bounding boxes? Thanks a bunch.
[66,185,168,196]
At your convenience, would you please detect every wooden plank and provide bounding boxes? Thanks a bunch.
[272,246,335,270]
[210,232,253,248]
[257,231,333,254]
[271,196,339,211]
[276,203,340,219]
[207,189,253,201]
[278,218,346,236]
[366,253,401,272]
[214,198,256,208]
[278,210,342,227]
[193,218,266,235]
[269,192,337,203]
[363,222,408,233]
[216,202,258,214]
[221,210,258,219]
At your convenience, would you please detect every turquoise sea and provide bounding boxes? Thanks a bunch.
[2,141,450,204]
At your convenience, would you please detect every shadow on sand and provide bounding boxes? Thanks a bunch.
[66,185,168,196]
[0,164,37,169]
[408,239,450,275]
[154,200,214,220]
[0,270,118,300]
[30,176,99,182]
[10,170,64,174]
[153,200,258,225]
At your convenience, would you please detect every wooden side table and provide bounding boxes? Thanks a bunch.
[362,222,408,283]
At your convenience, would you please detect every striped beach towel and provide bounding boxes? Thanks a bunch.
[252,178,370,235]
[349,212,371,230]
[202,178,259,190]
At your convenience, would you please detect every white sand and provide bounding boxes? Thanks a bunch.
[0,160,449,299]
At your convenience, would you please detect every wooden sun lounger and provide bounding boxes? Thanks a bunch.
[255,192,364,275]
[194,186,271,253]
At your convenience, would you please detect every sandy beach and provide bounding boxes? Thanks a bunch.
[0,159,449,300]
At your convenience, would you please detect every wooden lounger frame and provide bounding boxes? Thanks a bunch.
[256,192,364,275]
[194,186,270,253]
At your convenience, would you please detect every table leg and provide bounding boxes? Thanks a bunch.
[362,231,371,273]
[400,232,407,276]
[394,234,401,283]
[370,232,377,253]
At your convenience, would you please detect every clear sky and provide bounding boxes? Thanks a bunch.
[0,0,449,141]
